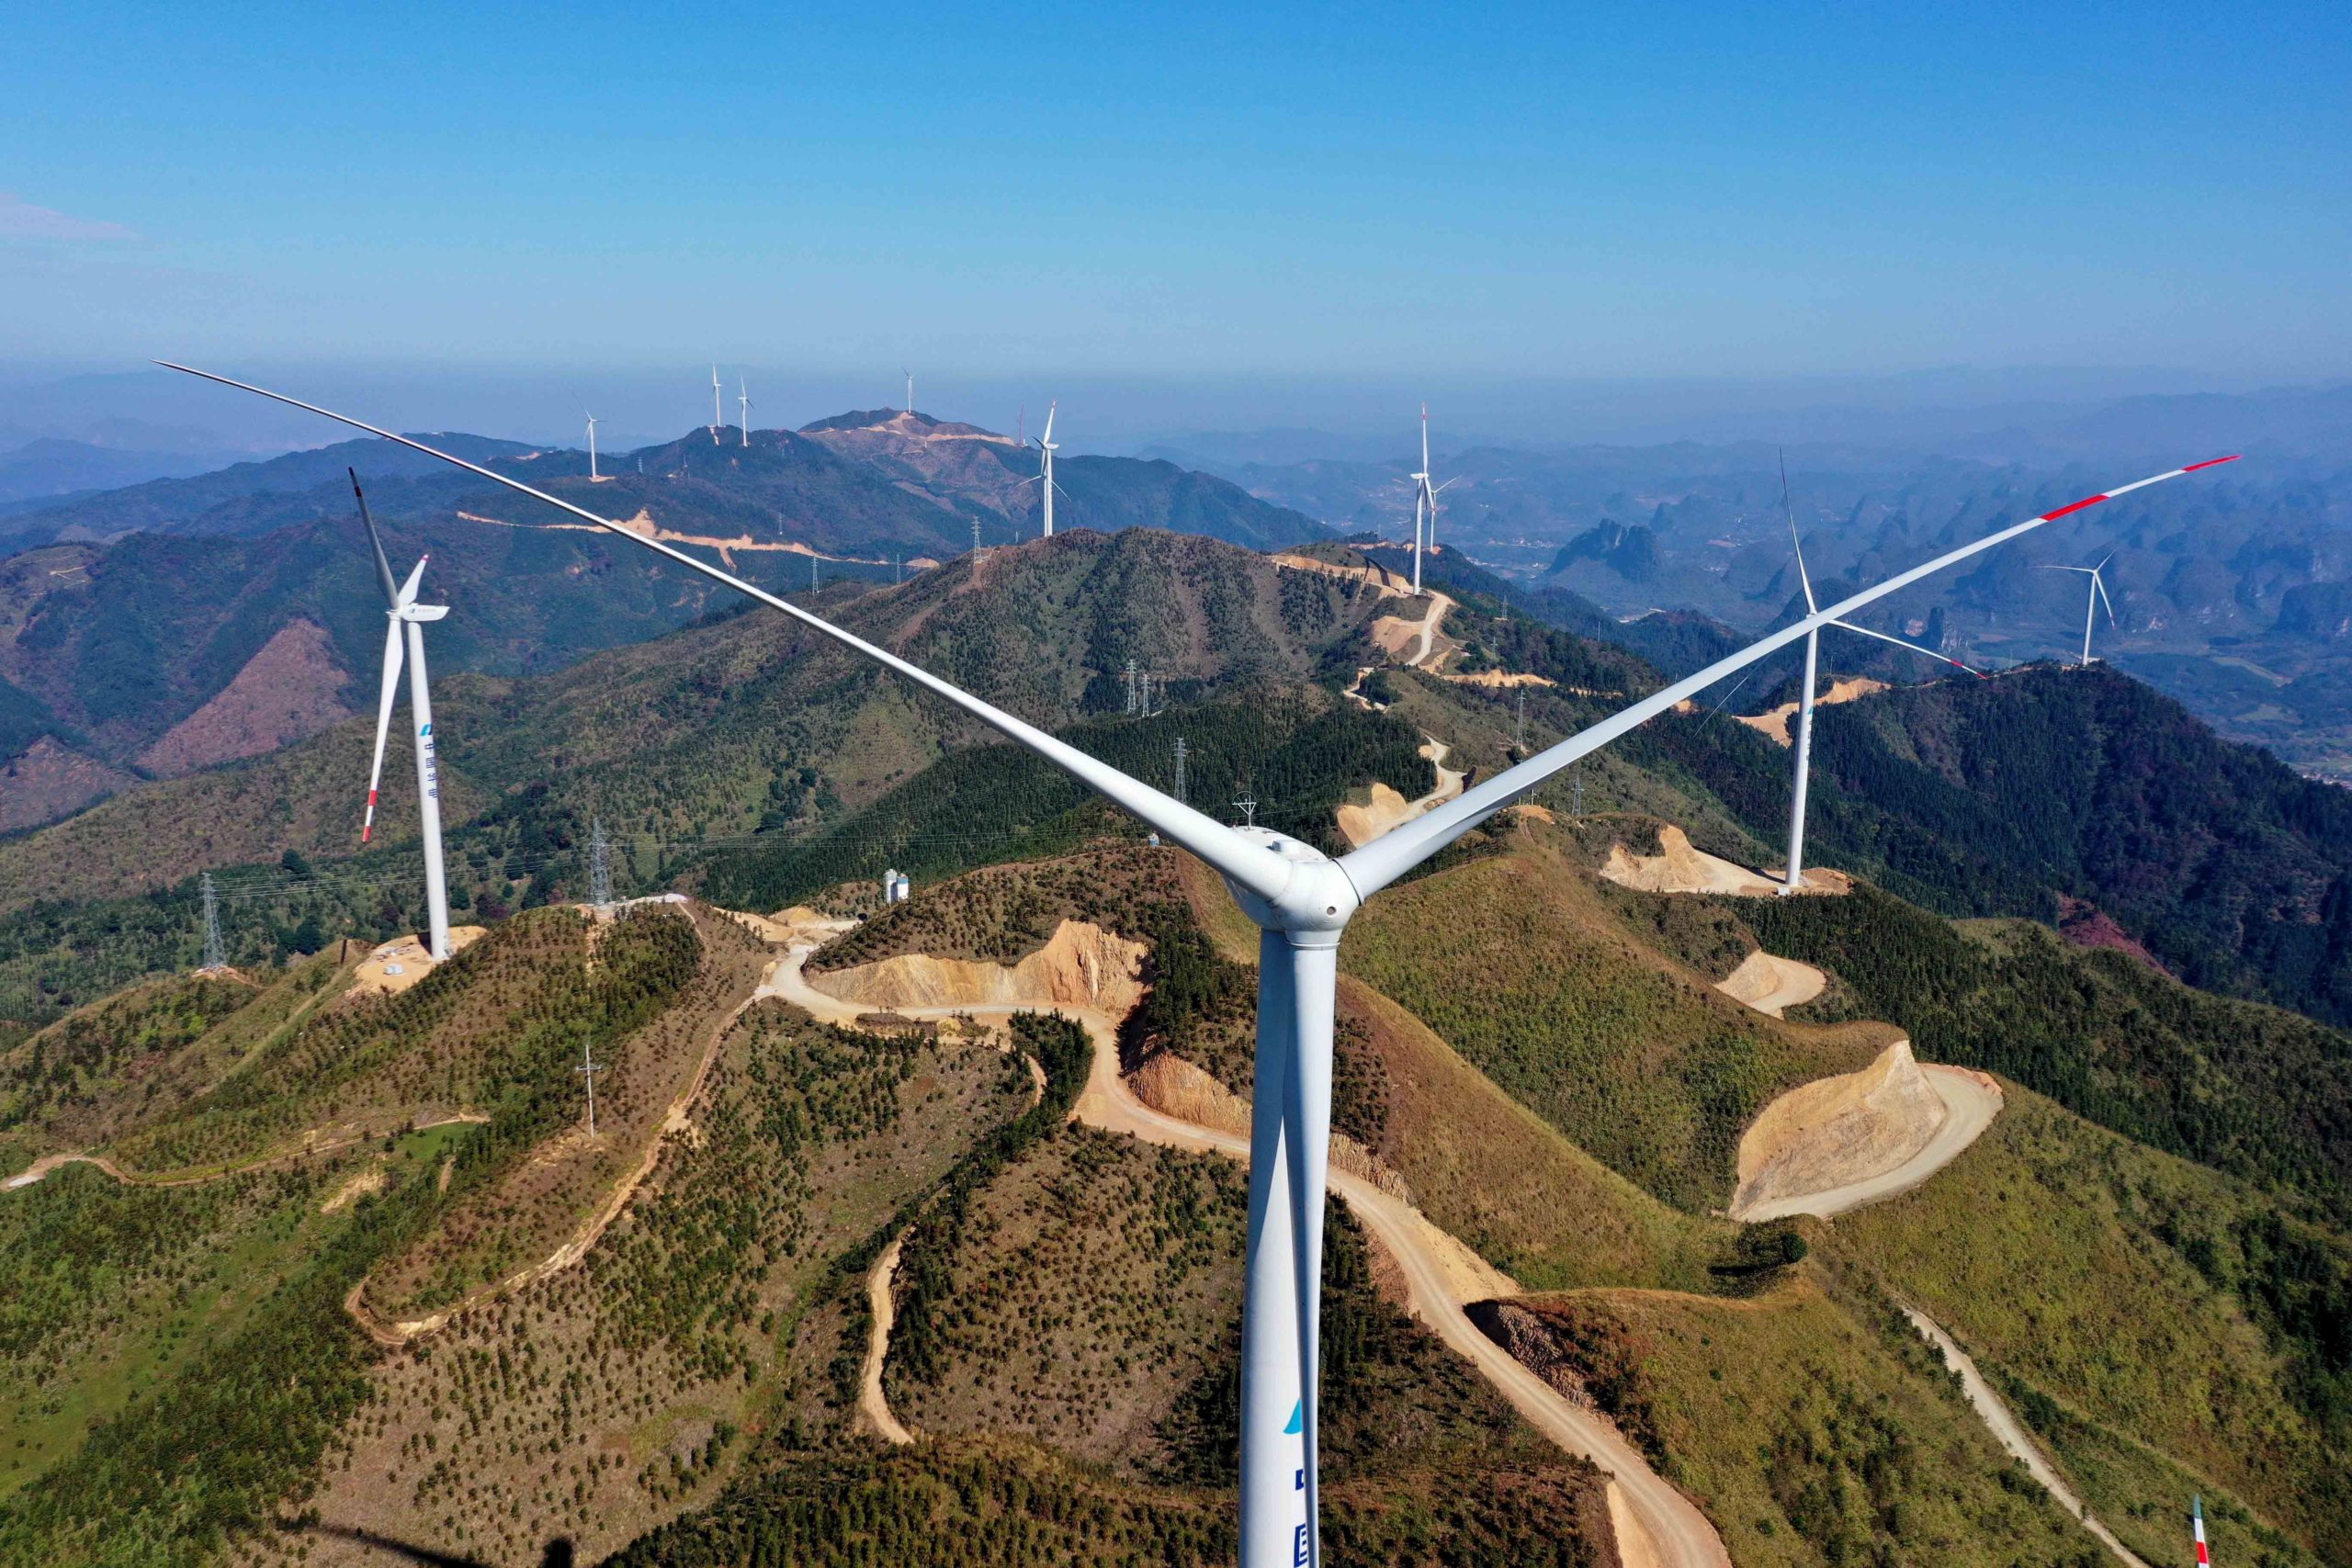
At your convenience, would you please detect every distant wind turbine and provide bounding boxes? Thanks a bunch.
[349,468,453,961]
[1776,453,1989,896]
[583,410,601,481]
[1023,400,1068,537]
[739,377,752,448]
[1408,404,1455,594]
[2043,554,2117,666]
[159,358,2235,1568]
[902,367,914,414]
[709,364,723,444]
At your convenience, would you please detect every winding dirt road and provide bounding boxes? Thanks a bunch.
[1905,1309,2149,1568]
[861,1235,916,1445]
[775,943,1731,1568]
[1335,736,1467,850]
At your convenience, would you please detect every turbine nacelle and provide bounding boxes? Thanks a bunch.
[1218,828,1359,938]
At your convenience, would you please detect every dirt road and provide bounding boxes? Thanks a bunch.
[1905,1309,2150,1568]
[1335,737,1468,850]
[346,906,759,1346]
[781,944,1731,1568]
[1735,1066,2003,1224]
[1713,950,1826,1018]
[862,1235,916,1445]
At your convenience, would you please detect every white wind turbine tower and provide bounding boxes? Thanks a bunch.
[1023,400,1068,537]
[2044,554,2118,666]
[583,410,602,481]
[1775,454,1990,896]
[902,367,914,414]
[348,468,454,961]
[1407,404,1454,594]
[164,361,2236,1568]
[739,378,752,449]
[709,364,723,444]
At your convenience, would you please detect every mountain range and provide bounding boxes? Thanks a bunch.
[0,411,1327,830]
[0,518,2343,1562]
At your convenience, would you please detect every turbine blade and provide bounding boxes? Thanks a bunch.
[2095,573,2117,626]
[1042,401,1056,445]
[364,616,404,842]
[1781,450,1816,614]
[396,556,427,609]
[349,468,401,606]
[1338,455,2240,897]
[161,363,1293,905]
[1827,617,1988,677]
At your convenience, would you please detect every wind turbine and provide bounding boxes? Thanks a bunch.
[2043,554,2117,666]
[738,378,752,449]
[159,360,2233,1568]
[902,367,914,414]
[583,410,601,481]
[709,364,723,444]
[349,468,453,962]
[1408,404,1454,594]
[1775,454,1988,896]
[1023,400,1068,537]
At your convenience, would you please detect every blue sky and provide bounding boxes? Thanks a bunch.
[5,2,2348,406]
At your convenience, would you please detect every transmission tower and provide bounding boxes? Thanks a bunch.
[971,517,983,558]
[1125,657,1138,715]
[1571,763,1585,818]
[589,817,614,909]
[1234,793,1258,828]
[1513,688,1528,750]
[198,872,227,974]
[1173,737,1188,806]
[810,554,819,592]
[576,1041,605,1137]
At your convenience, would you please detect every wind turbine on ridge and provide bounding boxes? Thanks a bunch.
[2043,554,2118,666]
[1023,400,1068,537]
[1775,453,1989,896]
[708,364,723,445]
[902,367,914,414]
[738,377,752,449]
[158,358,2233,1568]
[582,408,601,481]
[1408,404,1454,594]
[349,468,454,962]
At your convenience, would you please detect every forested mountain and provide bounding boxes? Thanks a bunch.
[0,526,1405,1018]
[1,501,2347,1565]
[0,416,1330,830]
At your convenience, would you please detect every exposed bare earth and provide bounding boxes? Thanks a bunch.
[345,926,488,998]
[0,735,133,832]
[1732,1046,2004,1223]
[1734,676,1889,748]
[1712,949,1826,1017]
[1335,737,1467,850]
[140,618,355,776]
[861,1234,917,1445]
[1905,1308,2151,1568]
[777,931,1726,1568]
[1600,825,1798,897]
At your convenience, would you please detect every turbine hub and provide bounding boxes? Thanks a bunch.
[1219,827,1359,939]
